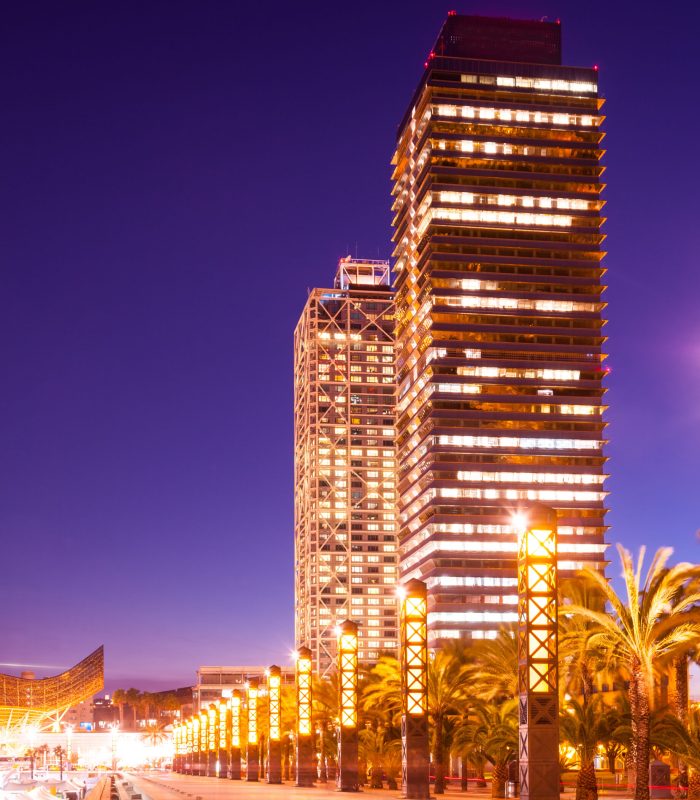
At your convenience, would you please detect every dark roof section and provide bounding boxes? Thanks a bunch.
[431,14,562,65]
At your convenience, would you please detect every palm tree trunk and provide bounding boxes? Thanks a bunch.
[461,758,469,791]
[632,664,651,800]
[434,715,446,794]
[576,761,598,800]
[688,767,700,800]
[492,762,507,798]
[628,670,639,791]
[580,662,594,707]
[673,653,690,774]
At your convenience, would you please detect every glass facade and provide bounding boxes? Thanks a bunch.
[392,15,608,646]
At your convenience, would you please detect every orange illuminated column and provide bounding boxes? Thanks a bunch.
[229,690,242,780]
[246,678,260,782]
[173,723,181,772]
[295,647,315,787]
[193,715,201,776]
[516,505,559,800]
[337,620,359,791]
[207,704,217,777]
[218,698,229,779]
[267,666,282,784]
[171,723,178,772]
[186,718,194,774]
[400,579,429,799]
[199,710,208,777]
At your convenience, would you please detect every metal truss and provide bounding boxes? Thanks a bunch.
[294,268,398,676]
[0,645,104,733]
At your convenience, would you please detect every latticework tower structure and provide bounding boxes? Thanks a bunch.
[294,257,398,675]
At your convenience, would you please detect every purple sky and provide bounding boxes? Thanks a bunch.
[3,0,700,690]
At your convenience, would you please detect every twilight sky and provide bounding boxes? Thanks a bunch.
[3,0,700,690]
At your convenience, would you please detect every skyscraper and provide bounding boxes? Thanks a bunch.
[294,257,398,675]
[392,15,608,646]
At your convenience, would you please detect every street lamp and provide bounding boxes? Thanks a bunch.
[207,704,217,777]
[295,647,314,788]
[218,699,228,779]
[186,718,194,775]
[399,579,429,800]
[515,505,559,800]
[246,679,260,781]
[172,723,178,772]
[193,715,200,776]
[108,724,119,772]
[65,725,73,769]
[267,666,282,784]
[337,620,359,792]
[199,711,208,776]
[230,690,242,780]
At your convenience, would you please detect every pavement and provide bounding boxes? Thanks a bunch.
[124,771,636,800]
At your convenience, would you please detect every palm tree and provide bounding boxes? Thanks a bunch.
[560,696,610,800]
[667,707,700,800]
[363,649,472,794]
[566,545,700,800]
[428,647,472,794]
[53,745,65,780]
[454,699,518,798]
[467,628,518,703]
[362,655,402,727]
[595,697,627,780]
[559,577,608,704]
[112,688,126,726]
[36,743,50,769]
[125,688,141,728]
[359,727,401,789]
[141,721,168,766]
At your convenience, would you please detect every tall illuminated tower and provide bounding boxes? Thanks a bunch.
[392,15,608,646]
[294,257,398,675]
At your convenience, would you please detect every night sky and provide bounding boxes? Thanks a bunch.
[3,0,700,690]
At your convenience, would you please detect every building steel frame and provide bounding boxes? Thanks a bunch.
[294,259,398,675]
[0,645,104,732]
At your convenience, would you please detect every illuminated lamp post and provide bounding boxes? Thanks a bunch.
[199,710,208,777]
[65,725,73,769]
[295,647,315,788]
[186,718,194,775]
[399,579,430,800]
[172,723,179,772]
[246,679,260,781]
[177,722,184,773]
[336,620,359,791]
[109,723,119,772]
[230,690,242,780]
[515,505,559,800]
[192,716,200,775]
[218,698,229,779]
[267,666,282,784]
[208,704,217,777]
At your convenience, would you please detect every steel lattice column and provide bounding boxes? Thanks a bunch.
[516,505,559,800]
[229,690,242,780]
[246,678,260,781]
[217,699,228,778]
[207,704,217,776]
[400,579,430,799]
[295,646,315,787]
[337,621,359,791]
[267,666,282,784]
[186,719,194,774]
